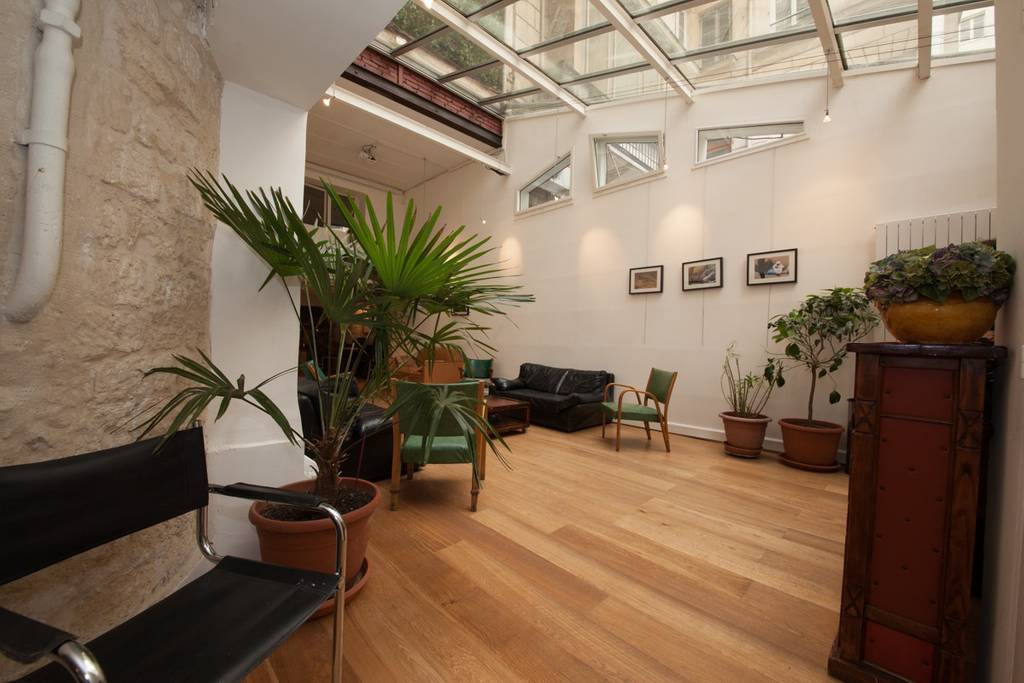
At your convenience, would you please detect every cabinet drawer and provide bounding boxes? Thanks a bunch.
[880,366,955,422]
[864,621,936,682]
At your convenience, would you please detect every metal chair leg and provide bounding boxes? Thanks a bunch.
[317,503,347,683]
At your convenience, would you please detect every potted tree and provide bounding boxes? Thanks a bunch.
[864,242,1015,343]
[719,343,784,458]
[136,172,531,612]
[768,288,878,471]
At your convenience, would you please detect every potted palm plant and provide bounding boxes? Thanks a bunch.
[864,242,1015,343]
[768,288,878,471]
[719,343,784,458]
[136,171,531,611]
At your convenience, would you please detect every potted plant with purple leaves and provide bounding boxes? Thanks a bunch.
[864,242,1015,344]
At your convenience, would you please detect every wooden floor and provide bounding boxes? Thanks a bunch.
[246,425,850,683]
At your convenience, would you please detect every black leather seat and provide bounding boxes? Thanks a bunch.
[493,363,614,432]
[0,428,346,683]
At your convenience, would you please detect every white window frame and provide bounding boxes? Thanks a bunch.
[302,181,367,232]
[515,152,574,216]
[693,121,807,168]
[590,131,666,196]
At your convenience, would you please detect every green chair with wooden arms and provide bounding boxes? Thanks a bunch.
[601,368,678,452]
[390,380,487,512]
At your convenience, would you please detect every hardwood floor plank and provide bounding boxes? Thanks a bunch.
[244,427,848,682]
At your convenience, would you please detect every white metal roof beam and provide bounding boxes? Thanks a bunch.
[918,0,932,79]
[416,0,587,115]
[326,84,512,175]
[808,0,844,87]
[589,0,694,103]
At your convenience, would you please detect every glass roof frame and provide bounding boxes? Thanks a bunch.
[371,0,995,118]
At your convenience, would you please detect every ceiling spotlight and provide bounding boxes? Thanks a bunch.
[360,144,377,162]
[395,36,408,46]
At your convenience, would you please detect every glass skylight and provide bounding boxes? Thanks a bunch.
[371,0,996,118]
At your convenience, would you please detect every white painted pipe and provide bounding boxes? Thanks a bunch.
[5,0,81,322]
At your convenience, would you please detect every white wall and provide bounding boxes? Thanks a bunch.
[423,60,996,450]
[986,0,1024,678]
[205,82,308,560]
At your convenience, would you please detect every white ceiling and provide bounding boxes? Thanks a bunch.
[208,0,406,111]
[306,82,501,192]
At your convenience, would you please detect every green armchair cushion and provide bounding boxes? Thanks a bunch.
[400,435,475,465]
[599,401,659,421]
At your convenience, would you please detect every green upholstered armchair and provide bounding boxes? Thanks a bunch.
[390,380,487,512]
[600,368,678,452]
[462,358,493,380]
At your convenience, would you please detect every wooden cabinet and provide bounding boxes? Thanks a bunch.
[829,343,1005,683]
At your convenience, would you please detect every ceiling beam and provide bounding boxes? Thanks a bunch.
[589,0,694,102]
[917,0,932,79]
[808,0,844,87]
[326,84,512,175]
[415,0,587,115]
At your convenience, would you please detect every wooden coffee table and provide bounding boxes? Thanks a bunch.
[486,396,530,436]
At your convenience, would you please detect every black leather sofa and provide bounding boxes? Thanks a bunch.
[297,378,393,482]
[492,363,614,432]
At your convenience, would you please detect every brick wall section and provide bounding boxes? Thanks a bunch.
[353,49,502,136]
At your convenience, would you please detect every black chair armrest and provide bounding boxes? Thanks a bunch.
[210,483,323,508]
[570,391,604,404]
[0,607,73,664]
[493,377,524,392]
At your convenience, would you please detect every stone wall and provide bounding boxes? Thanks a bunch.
[0,0,221,673]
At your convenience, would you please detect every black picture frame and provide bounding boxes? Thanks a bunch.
[682,257,723,291]
[746,248,798,286]
[628,265,664,294]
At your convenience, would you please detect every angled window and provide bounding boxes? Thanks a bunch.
[593,133,664,191]
[517,154,572,213]
[696,122,805,163]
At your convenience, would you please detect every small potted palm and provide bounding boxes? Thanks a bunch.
[136,172,531,611]
[768,288,878,471]
[719,343,784,458]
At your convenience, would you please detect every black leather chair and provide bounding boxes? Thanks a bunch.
[492,363,615,432]
[0,428,347,683]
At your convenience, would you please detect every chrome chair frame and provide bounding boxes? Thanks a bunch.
[24,485,348,683]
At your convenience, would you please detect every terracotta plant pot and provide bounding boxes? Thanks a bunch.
[719,412,771,458]
[778,418,843,472]
[249,477,380,618]
[881,296,997,344]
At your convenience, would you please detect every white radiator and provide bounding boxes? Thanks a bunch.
[874,209,995,259]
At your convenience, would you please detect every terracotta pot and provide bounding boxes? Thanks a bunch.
[249,477,380,618]
[719,412,771,458]
[778,418,843,472]
[880,296,997,344]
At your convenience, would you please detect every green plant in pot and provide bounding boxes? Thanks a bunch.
[135,171,532,611]
[719,343,784,458]
[768,287,878,472]
[865,242,1015,343]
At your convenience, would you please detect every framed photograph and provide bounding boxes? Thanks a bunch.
[682,257,723,291]
[629,265,664,294]
[747,249,798,285]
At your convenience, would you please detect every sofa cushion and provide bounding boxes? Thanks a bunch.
[562,369,608,395]
[519,363,570,394]
[500,388,580,414]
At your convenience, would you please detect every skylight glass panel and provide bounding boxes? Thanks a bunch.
[477,0,608,51]
[375,3,446,51]
[829,0,916,25]
[841,20,917,67]
[640,0,816,59]
[932,7,994,58]
[401,30,497,77]
[518,154,572,211]
[486,91,564,115]
[567,69,665,103]
[620,0,676,12]
[677,37,824,88]
[448,0,504,14]
[528,30,645,83]
[448,63,536,100]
